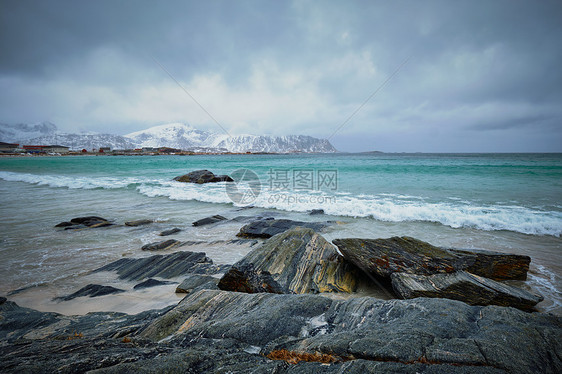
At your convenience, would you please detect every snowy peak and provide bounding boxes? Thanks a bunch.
[125,123,337,153]
[0,121,57,142]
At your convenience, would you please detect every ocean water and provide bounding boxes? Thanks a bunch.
[1,153,561,315]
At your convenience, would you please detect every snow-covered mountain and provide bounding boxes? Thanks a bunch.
[125,123,337,153]
[0,121,58,142]
[0,122,338,153]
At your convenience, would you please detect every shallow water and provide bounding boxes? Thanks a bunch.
[1,153,560,315]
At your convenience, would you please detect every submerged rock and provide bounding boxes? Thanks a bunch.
[192,215,227,226]
[309,209,325,215]
[221,227,360,294]
[236,218,329,239]
[332,236,530,280]
[125,219,153,227]
[54,284,125,301]
[93,251,230,281]
[141,239,181,251]
[391,271,544,311]
[159,228,182,236]
[55,216,113,230]
[173,170,234,184]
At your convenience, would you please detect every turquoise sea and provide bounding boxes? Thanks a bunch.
[1,153,561,314]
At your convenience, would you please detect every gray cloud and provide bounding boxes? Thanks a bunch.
[1,0,561,152]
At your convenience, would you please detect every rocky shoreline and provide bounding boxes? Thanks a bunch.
[1,173,560,372]
[1,212,561,373]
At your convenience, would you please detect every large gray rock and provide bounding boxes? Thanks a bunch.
[173,169,234,184]
[141,239,181,251]
[1,291,561,373]
[236,218,329,238]
[332,236,530,280]
[192,215,227,226]
[139,289,562,374]
[54,284,125,301]
[220,227,360,294]
[391,271,544,311]
[55,216,113,230]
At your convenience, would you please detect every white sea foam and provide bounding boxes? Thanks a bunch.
[2,171,561,237]
[0,171,139,190]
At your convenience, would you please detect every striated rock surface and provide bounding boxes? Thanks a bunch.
[173,169,234,184]
[221,227,360,294]
[133,278,176,290]
[1,290,561,373]
[192,215,227,226]
[333,236,530,280]
[55,216,113,230]
[141,239,181,251]
[391,271,544,311]
[92,251,230,281]
[449,248,530,281]
[236,218,329,239]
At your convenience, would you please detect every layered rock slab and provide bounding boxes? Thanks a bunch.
[92,251,230,281]
[236,218,329,239]
[391,271,543,310]
[220,227,359,294]
[332,236,530,280]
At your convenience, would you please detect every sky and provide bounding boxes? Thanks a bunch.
[1,0,561,152]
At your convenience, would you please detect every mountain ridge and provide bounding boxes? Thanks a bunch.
[0,122,337,153]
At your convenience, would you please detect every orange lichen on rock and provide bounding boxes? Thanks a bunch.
[266,349,341,364]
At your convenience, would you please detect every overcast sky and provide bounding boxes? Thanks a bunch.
[1,0,561,152]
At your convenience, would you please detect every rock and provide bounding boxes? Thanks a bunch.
[141,239,181,251]
[93,251,230,281]
[54,284,125,301]
[133,278,176,290]
[332,236,531,281]
[1,291,561,373]
[176,274,219,293]
[125,219,153,227]
[221,227,360,294]
[173,169,234,184]
[448,248,531,281]
[391,271,544,311]
[192,215,227,226]
[55,216,113,230]
[236,218,329,239]
[138,289,562,374]
[218,263,286,294]
[309,209,324,215]
[159,228,182,236]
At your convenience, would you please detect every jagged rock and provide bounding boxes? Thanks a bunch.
[391,271,544,311]
[218,263,286,294]
[176,274,219,293]
[448,248,530,281]
[192,215,227,226]
[236,218,329,239]
[332,236,530,280]
[133,278,176,290]
[125,219,153,227]
[55,216,113,230]
[222,227,360,294]
[54,284,125,301]
[92,251,230,281]
[141,239,181,251]
[173,169,234,184]
[138,289,562,374]
[309,209,324,215]
[159,228,182,236]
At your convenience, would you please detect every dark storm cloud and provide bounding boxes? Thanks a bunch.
[0,0,561,151]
